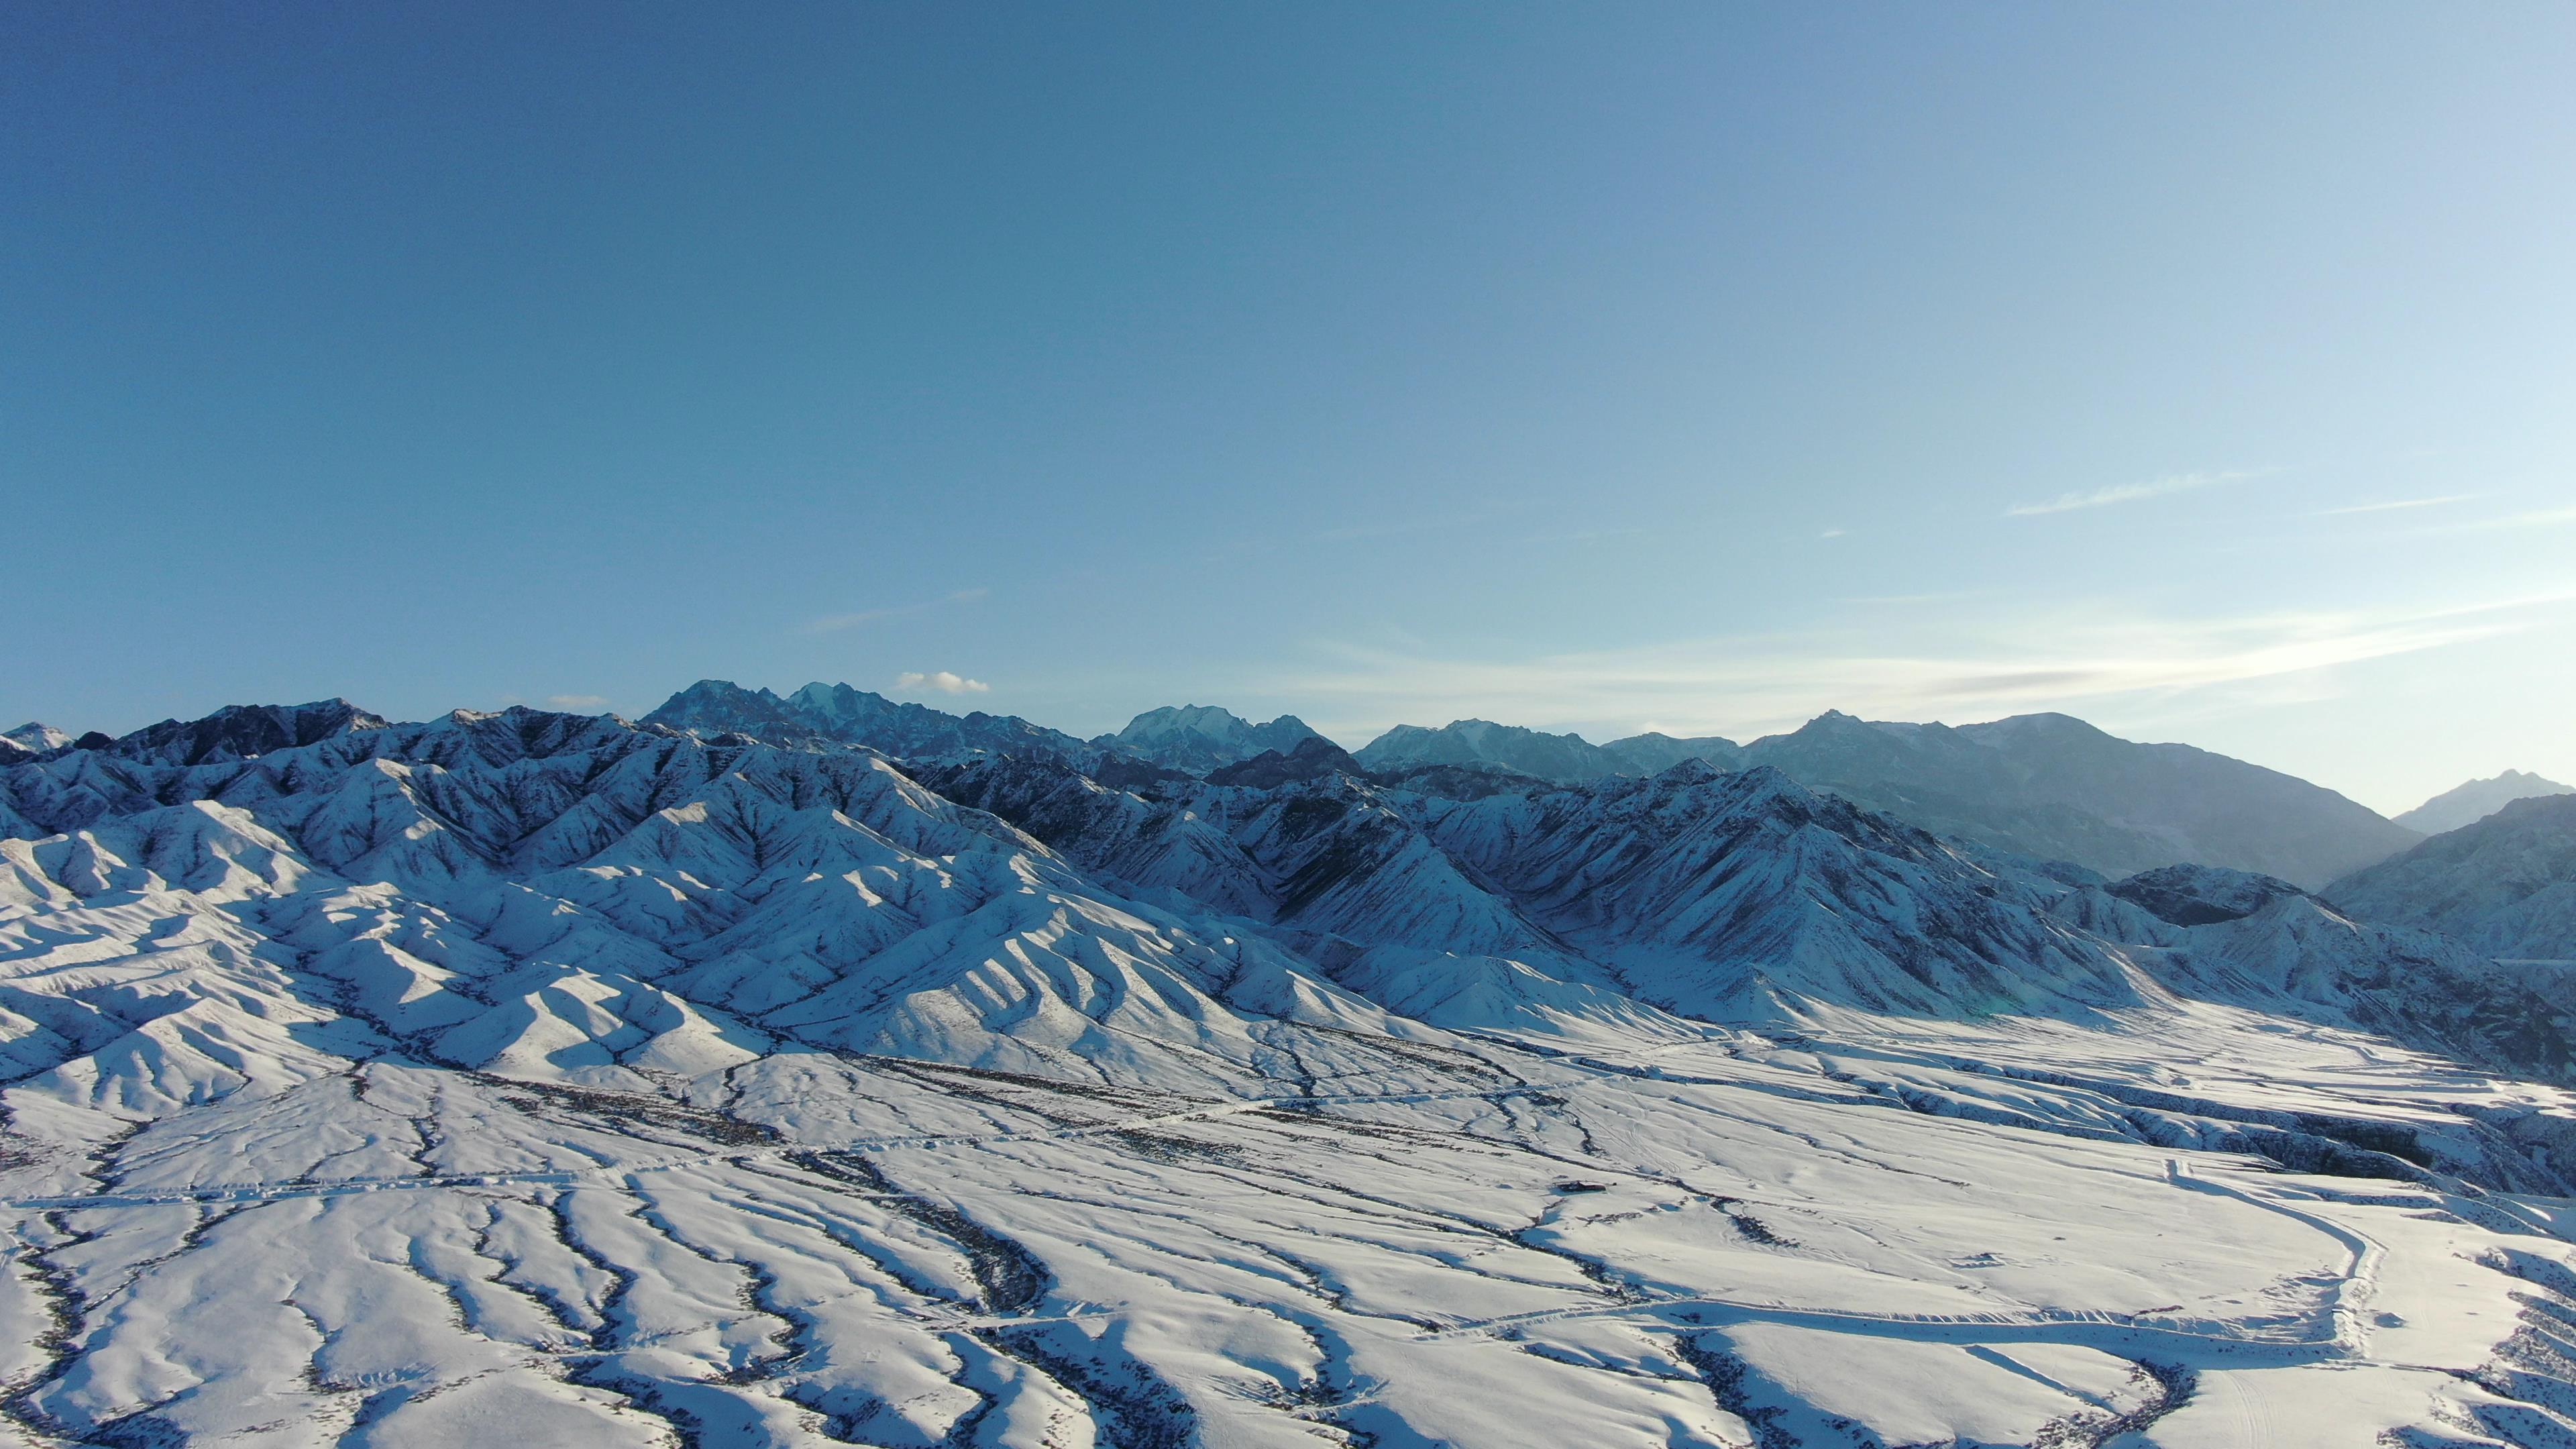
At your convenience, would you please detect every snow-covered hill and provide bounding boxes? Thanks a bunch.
[2399,767,2576,836]
[2328,792,2576,962]
[2,696,2571,1446]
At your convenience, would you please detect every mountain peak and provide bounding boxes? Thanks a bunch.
[1205,734,1364,788]
[2394,768,2575,837]
[1354,718,1611,784]
[95,699,392,767]
[1099,704,1325,775]
[5,722,72,753]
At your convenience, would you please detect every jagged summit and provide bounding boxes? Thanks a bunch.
[640,678,1100,765]
[2396,767,2575,836]
[72,698,394,767]
[1098,703,1326,774]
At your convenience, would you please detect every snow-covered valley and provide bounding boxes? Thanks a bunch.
[2,700,2572,1446]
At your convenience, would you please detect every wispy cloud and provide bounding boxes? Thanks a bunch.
[1819,527,1847,539]
[2004,468,2274,518]
[1838,589,1998,606]
[806,588,989,634]
[2440,504,2576,533]
[894,670,990,696]
[1316,499,1538,545]
[2316,494,2479,517]
[545,694,608,709]
[1273,588,2576,745]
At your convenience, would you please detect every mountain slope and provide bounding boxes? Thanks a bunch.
[2075,863,2576,1088]
[2326,792,2576,961]
[2397,767,2576,835]
[1418,763,2140,1022]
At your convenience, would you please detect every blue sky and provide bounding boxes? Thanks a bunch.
[6,3,2571,813]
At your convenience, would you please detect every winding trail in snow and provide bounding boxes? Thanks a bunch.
[1403,1155,2402,1375]
[0,1076,2418,1390]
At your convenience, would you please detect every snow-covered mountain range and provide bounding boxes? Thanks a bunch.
[2,689,2572,1445]
[1354,709,2420,887]
[625,683,2433,885]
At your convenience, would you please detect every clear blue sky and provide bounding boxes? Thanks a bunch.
[7,3,2571,813]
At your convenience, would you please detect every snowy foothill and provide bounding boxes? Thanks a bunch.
[0,699,2572,1446]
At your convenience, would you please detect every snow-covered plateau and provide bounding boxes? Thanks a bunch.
[1,698,2572,1447]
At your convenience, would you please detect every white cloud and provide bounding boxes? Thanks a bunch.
[545,694,609,709]
[895,670,991,696]
[1819,527,1847,539]
[1271,588,2576,744]
[2004,468,2273,518]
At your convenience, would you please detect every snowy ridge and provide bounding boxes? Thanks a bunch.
[641,679,1113,771]
[0,698,2572,1445]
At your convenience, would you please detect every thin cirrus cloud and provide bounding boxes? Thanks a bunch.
[895,670,990,695]
[545,694,609,709]
[2436,503,2576,533]
[1271,587,2576,745]
[2004,468,2274,518]
[806,587,991,634]
[2315,494,2479,517]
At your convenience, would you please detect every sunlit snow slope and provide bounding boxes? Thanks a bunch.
[1,704,2572,1448]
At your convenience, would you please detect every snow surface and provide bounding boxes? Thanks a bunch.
[1,704,2571,1446]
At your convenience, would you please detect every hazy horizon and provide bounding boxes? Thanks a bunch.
[15,674,2551,820]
